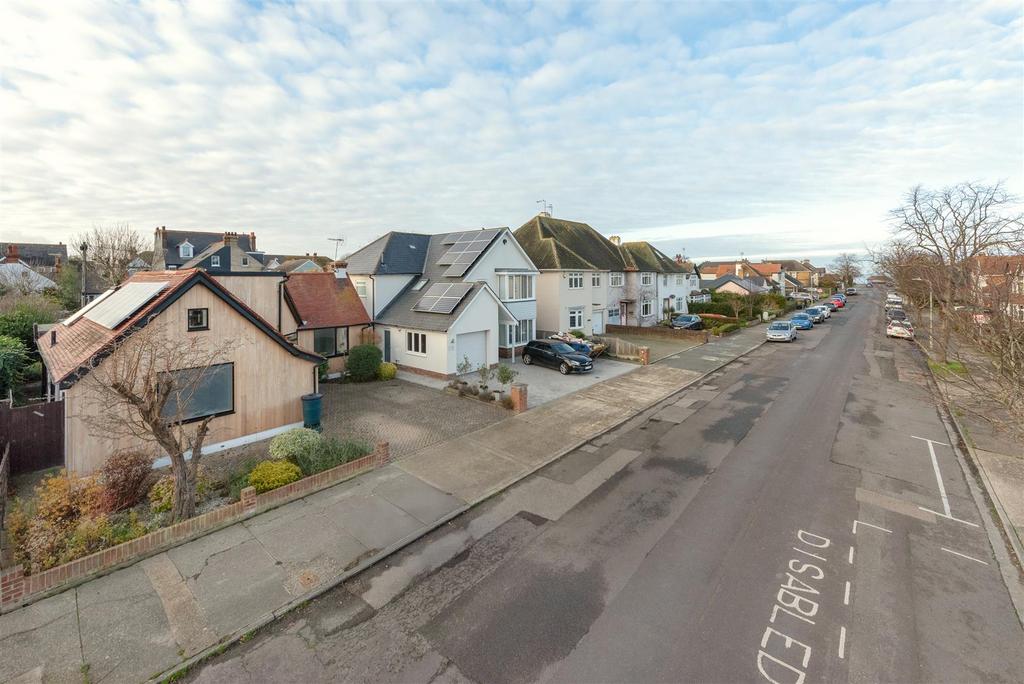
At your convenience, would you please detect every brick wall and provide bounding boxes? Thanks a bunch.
[1,442,390,613]
[605,323,709,343]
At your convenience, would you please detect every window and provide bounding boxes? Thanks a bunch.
[568,272,584,289]
[241,257,249,266]
[641,273,653,286]
[187,308,208,331]
[641,300,653,317]
[161,363,233,424]
[674,298,685,312]
[609,272,624,287]
[568,308,584,328]
[313,327,348,357]
[178,242,193,259]
[607,308,620,320]
[505,319,535,346]
[498,274,534,301]
[676,274,685,285]
[407,331,427,355]
[355,281,368,297]
[592,273,601,287]
[210,256,221,268]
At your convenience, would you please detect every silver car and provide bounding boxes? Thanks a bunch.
[766,320,798,342]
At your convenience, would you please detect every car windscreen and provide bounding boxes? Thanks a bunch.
[769,323,789,330]
[551,343,576,354]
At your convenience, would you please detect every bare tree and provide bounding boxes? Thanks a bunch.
[73,223,146,286]
[81,322,236,522]
[829,253,863,289]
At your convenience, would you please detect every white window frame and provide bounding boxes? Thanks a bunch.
[241,257,250,266]
[355,280,368,297]
[505,318,535,347]
[568,272,584,290]
[674,298,685,312]
[179,242,193,259]
[676,274,685,286]
[592,273,601,287]
[210,255,221,268]
[568,308,584,329]
[498,274,534,301]
[641,299,653,317]
[406,331,427,356]
[641,273,653,286]
[609,272,624,287]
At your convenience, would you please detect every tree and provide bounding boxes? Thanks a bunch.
[0,294,61,353]
[81,322,236,522]
[829,253,863,289]
[0,335,30,400]
[72,223,145,286]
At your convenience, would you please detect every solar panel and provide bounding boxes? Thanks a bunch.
[412,282,474,314]
[436,229,500,273]
[63,288,116,325]
[84,281,171,329]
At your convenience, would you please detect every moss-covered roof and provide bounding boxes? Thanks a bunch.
[619,241,690,273]
[513,215,627,271]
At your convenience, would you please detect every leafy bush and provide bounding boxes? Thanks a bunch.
[16,470,105,571]
[0,296,60,350]
[348,344,382,382]
[269,427,321,462]
[496,364,518,386]
[569,329,586,338]
[378,361,397,381]
[99,451,154,512]
[687,301,736,317]
[288,436,371,476]
[226,459,258,501]
[23,360,42,382]
[0,335,29,396]
[247,460,302,493]
[715,323,742,335]
[148,476,175,513]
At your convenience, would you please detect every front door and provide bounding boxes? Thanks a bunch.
[383,330,391,362]
[592,310,604,335]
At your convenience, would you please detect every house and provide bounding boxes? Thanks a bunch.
[152,227,262,271]
[346,227,533,377]
[281,272,373,375]
[36,269,321,474]
[0,241,68,280]
[615,240,697,323]
[0,244,58,293]
[126,252,153,275]
[513,215,627,334]
[263,254,332,273]
[970,255,1024,320]
[700,274,772,296]
[697,258,821,290]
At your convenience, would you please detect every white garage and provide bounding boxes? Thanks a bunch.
[456,330,488,371]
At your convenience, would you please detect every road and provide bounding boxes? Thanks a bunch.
[189,291,1024,684]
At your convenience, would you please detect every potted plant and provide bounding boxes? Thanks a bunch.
[456,355,473,388]
[495,364,518,402]
[476,363,492,396]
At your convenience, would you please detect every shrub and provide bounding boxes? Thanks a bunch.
[148,476,175,513]
[0,335,29,396]
[496,364,518,387]
[477,363,491,387]
[0,295,60,350]
[569,329,586,338]
[99,451,154,512]
[269,427,321,462]
[716,323,742,335]
[247,460,302,493]
[227,459,258,501]
[348,344,383,382]
[500,396,515,410]
[289,436,371,476]
[378,361,397,381]
[18,471,104,571]
[23,360,42,382]
[688,301,736,317]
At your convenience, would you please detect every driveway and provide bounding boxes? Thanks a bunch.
[320,379,507,460]
[605,332,703,362]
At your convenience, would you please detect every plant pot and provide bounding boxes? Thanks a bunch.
[492,390,503,402]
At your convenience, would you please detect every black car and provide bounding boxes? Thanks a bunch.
[522,340,593,374]
[670,314,704,330]
[887,308,908,322]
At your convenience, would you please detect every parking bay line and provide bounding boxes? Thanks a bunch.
[941,547,989,565]
[910,435,980,528]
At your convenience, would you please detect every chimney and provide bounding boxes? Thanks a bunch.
[674,253,684,265]
[223,231,238,248]
[538,210,551,218]
[54,254,62,273]
[3,244,18,264]
[50,330,57,347]
[735,263,743,277]
[609,235,621,246]
[249,231,256,251]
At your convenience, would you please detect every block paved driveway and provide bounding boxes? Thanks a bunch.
[320,379,507,460]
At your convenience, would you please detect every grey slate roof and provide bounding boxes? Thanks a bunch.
[344,232,431,275]
[159,230,256,268]
[375,230,504,331]
[0,242,68,268]
[702,274,771,293]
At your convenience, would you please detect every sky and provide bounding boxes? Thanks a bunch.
[2,0,1021,267]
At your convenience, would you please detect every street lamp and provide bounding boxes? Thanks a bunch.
[911,277,933,351]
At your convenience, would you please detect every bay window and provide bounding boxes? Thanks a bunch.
[498,274,535,301]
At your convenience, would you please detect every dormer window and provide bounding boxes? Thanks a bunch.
[179,241,194,259]
[211,255,221,268]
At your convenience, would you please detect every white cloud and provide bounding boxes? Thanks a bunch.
[0,0,1020,260]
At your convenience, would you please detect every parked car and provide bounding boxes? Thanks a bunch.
[790,314,814,330]
[766,321,798,342]
[815,304,832,318]
[832,293,847,301]
[830,297,845,308]
[788,292,813,302]
[804,307,826,323]
[845,288,857,295]
[670,314,704,330]
[818,300,838,312]
[886,308,908,322]
[886,320,915,340]
[522,339,594,375]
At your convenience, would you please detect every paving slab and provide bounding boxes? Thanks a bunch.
[77,565,181,683]
[374,471,464,525]
[166,522,254,580]
[398,437,525,503]
[0,591,81,684]
[325,493,425,552]
[247,509,368,570]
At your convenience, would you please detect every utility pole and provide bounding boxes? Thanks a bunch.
[79,242,88,308]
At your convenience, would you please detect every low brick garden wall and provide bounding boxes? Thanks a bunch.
[605,323,710,343]
[0,442,390,613]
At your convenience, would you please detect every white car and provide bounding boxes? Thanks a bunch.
[766,320,798,342]
[886,320,915,340]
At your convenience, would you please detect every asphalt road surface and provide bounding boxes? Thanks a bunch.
[190,291,1024,684]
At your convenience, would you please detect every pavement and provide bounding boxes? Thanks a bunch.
[181,291,1024,683]
[0,325,760,683]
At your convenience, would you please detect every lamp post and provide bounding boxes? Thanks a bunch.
[912,277,933,352]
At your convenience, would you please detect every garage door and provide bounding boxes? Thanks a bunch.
[456,331,487,371]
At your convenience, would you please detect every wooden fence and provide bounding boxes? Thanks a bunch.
[0,401,64,475]
[592,335,646,361]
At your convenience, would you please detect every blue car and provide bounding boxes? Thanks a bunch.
[790,314,814,330]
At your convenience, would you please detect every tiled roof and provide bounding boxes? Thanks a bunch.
[39,269,318,386]
[619,242,689,273]
[0,242,68,267]
[159,230,256,267]
[974,255,1024,275]
[283,273,371,330]
[513,215,626,271]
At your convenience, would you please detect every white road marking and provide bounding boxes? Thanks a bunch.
[941,547,989,565]
[838,626,847,659]
[847,546,854,564]
[911,435,981,528]
[843,581,851,605]
[793,546,827,562]
[852,520,892,534]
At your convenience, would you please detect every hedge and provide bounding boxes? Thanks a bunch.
[348,344,383,382]
[688,301,737,317]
